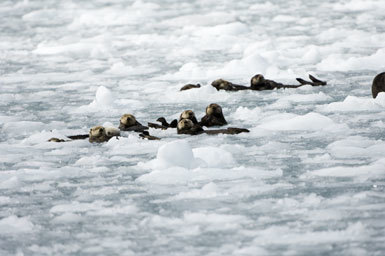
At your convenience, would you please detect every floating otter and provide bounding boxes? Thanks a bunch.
[372,72,385,98]
[89,126,120,143]
[119,114,148,132]
[200,103,227,127]
[177,119,249,136]
[211,79,249,91]
[180,110,198,124]
[48,137,67,142]
[90,125,159,142]
[250,74,326,90]
[177,119,205,135]
[148,117,178,129]
[48,134,89,143]
[211,74,326,91]
[48,113,158,143]
[180,83,201,91]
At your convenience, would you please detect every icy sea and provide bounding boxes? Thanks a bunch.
[1,0,385,255]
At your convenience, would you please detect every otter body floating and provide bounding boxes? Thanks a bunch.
[119,114,148,132]
[211,74,327,92]
[372,72,385,99]
[177,119,249,136]
[49,114,160,143]
[180,83,201,91]
[48,134,89,143]
[199,103,227,127]
[179,110,198,124]
[211,79,249,91]
[177,119,205,135]
[89,126,120,143]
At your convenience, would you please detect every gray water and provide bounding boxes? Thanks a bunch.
[1,0,385,255]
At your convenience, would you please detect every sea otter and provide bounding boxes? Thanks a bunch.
[180,83,201,91]
[211,74,326,91]
[148,117,178,129]
[119,114,148,132]
[250,74,327,90]
[211,79,249,91]
[48,138,67,142]
[48,134,89,143]
[200,103,227,127]
[89,126,120,143]
[372,72,385,98]
[179,110,198,124]
[177,119,249,135]
[177,119,205,135]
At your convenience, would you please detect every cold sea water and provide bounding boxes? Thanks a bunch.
[0,0,385,255]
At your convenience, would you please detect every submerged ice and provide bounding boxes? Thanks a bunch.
[1,0,385,255]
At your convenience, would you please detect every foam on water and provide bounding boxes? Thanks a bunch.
[1,0,385,255]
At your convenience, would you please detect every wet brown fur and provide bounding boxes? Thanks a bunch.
[180,83,201,91]
[211,79,249,91]
[119,114,148,132]
[177,119,249,135]
[200,103,228,127]
[89,126,120,143]
[179,110,198,124]
[177,119,204,135]
[372,72,385,99]
[211,74,326,92]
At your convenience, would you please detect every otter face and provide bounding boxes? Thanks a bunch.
[180,110,196,121]
[89,126,106,137]
[251,74,265,86]
[177,119,194,131]
[206,103,223,116]
[120,114,137,127]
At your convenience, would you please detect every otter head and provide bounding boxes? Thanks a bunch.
[179,110,198,124]
[89,126,119,143]
[206,103,223,116]
[89,126,106,138]
[120,114,137,127]
[211,79,231,90]
[251,74,265,86]
[177,118,194,131]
